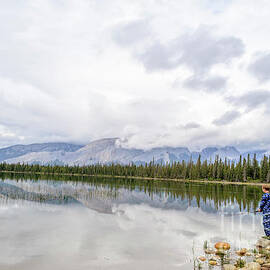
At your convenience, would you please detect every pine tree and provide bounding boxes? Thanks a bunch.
[212,156,219,179]
[195,155,201,179]
[201,160,208,179]
[243,158,247,182]
[247,153,252,179]
[267,170,270,183]
[235,155,242,181]
[261,155,269,182]
[253,154,259,180]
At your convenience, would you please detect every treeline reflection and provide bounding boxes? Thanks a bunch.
[0,172,262,212]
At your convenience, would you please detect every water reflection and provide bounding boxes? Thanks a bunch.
[0,174,265,270]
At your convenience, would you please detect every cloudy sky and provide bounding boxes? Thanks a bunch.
[1,0,270,151]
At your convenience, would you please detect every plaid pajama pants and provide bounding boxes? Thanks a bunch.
[263,213,270,236]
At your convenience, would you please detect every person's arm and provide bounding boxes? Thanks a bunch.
[259,194,268,212]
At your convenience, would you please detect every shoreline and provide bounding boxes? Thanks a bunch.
[0,170,266,186]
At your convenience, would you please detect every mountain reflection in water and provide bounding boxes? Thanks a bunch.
[0,174,264,270]
[0,181,82,205]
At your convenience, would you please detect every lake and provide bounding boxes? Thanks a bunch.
[0,174,264,269]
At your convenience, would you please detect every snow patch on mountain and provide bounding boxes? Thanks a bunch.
[0,143,83,162]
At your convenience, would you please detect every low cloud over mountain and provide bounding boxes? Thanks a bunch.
[1,138,268,166]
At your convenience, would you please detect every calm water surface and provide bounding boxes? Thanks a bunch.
[0,174,264,269]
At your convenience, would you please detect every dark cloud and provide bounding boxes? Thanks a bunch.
[135,27,244,73]
[138,42,176,71]
[184,122,201,129]
[112,20,151,47]
[212,110,241,126]
[249,53,270,82]
[183,75,227,92]
[177,28,244,74]
[226,90,270,112]
[189,130,220,144]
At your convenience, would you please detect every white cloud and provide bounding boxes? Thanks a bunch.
[0,0,270,150]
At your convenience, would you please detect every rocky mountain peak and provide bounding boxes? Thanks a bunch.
[1,138,269,166]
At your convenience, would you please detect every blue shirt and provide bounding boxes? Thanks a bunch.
[260,193,270,214]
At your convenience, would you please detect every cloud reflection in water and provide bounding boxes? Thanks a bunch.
[0,179,264,270]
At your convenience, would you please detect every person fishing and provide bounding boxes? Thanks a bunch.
[257,185,270,238]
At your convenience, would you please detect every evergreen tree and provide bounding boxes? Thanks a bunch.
[243,158,247,182]
[261,155,269,182]
[247,153,252,179]
[253,154,259,180]
[195,155,201,179]
[267,170,270,183]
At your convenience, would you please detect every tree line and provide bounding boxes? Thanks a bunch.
[1,154,270,182]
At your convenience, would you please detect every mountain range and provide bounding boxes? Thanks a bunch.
[0,138,269,166]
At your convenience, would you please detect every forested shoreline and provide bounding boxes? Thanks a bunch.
[1,154,270,183]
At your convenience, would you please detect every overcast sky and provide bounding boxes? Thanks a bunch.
[1,0,270,151]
